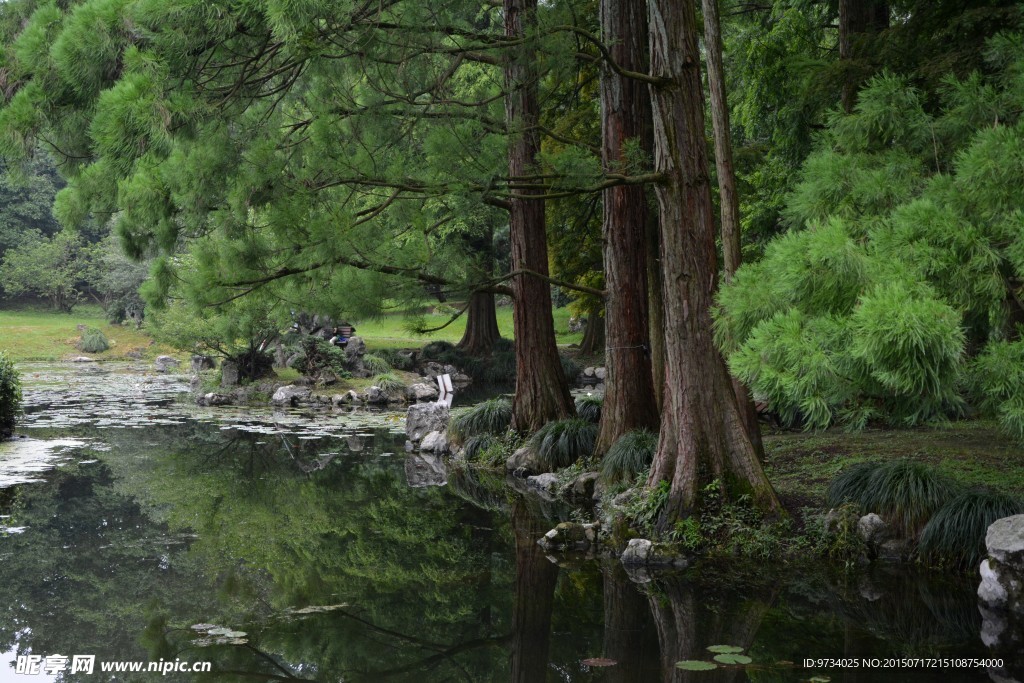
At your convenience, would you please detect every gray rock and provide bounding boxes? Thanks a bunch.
[406,382,440,402]
[344,336,366,358]
[346,435,365,452]
[594,383,605,392]
[526,473,560,495]
[877,538,912,562]
[405,452,447,488]
[70,356,95,363]
[595,366,607,380]
[451,373,472,388]
[154,355,180,373]
[857,513,888,545]
[505,446,542,476]
[197,393,232,406]
[569,472,600,500]
[332,390,361,406]
[538,522,588,550]
[422,362,446,380]
[363,386,389,404]
[406,402,450,443]
[980,558,1013,606]
[271,385,312,406]
[190,354,216,373]
[988,515,1024,570]
[583,366,596,377]
[420,430,449,455]
[620,539,653,565]
[221,360,239,387]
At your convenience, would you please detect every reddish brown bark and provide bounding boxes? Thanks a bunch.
[457,291,501,355]
[594,0,660,455]
[578,308,606,356]
[701,0,765,461]
[509,500,560,682]
[504,0,575,431]
[839,0,890,112]
[646,0,782,523]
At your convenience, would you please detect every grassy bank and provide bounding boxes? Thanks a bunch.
[764,421,1024,510]
[0,304,586,361]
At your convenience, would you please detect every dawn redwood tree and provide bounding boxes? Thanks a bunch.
[504,0,575,431]
[457,228,502,355]
[702,0,765,460]
[594,0,659,455]
[839,0,890,111]
[645,0,781,522]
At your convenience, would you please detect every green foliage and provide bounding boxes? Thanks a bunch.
[919,490,1024,569]
[371,372,404,394]
[461,434,497,462]
[717,49,1024,431]
[293,338,350,383]
[90,235,149,324]
[361,354,391,376]
[967,340,1024,441]
[573,394,602,424]
[559,354,581,383]
[422,341,455,360]
[481,350,516,385]
[0,230,93,311]
[449,398,512,443]
[462,430,521,467]
[601,429,657,485]
[530,418,597,470]
[77,327,109,353]
[0,352,20,438]
[376,349,414,371]
[827,459,959,536]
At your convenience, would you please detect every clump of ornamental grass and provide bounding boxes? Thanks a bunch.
[371,372,405,394]
[827,459,959,536]
[601,429,657,484]
[531,418,597,469]
[450,398,513,443]
[362,353,391,375]
[77,327,109,353]
[919,490,1024,569]
[574,394,603,424]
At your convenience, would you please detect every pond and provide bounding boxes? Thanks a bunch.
[0,363,1007,682]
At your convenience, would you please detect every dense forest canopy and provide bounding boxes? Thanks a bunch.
[0,0,1022,522]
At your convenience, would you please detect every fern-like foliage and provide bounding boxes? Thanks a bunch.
[530,418,597,470]
[601,429,657,484]
[450,398,512,442]
[919,489,1024,569]
[574,394,602,424]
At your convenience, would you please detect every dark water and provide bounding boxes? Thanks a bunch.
[0,363,1008,682]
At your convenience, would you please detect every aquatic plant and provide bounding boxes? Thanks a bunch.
[574,394,602,424]
[0,352,21,438]
[362,353,391,375]
[450,398,512,442]
[531,418,597,469]
[919,489,1024,569]
[601,429,657,484]
[77,327,109,353]
[827,459,959,535]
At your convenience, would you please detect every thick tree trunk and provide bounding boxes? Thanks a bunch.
[602,562,659,682]
[578,307,606,356]
[504,0,575,432]
[458,227,503,355]
[647,197,666,412]
[458,291,501,355]
[509,500,560,682]
[701,0,765,461]
[646,0,782,524]
[594,0,659,456]
[839,0,890,112]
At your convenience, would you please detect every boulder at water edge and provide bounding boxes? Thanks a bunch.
[406,402,449,444]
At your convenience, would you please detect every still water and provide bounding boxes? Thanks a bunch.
[0,363,1005,681]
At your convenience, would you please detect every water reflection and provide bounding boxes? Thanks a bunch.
[0,366,1009,681]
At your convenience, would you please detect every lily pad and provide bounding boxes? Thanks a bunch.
[706,645,744,654]
[713,653,752,665]
[675,660,718,671]
[190,623,219,632]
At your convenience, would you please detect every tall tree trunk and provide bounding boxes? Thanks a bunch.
[839,0,890,112]
[594,0,660,456]
[458,227,502,356]
[504,0,575,432]
[646,0,782,524]
[578,304,606,356]
[701,0,765,461]
[647,196,666,412]
[602,562,659,682]
[509,499,560,682]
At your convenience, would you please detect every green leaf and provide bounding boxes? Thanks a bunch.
[706,644,744,654]
[675,660,718,671]
[713,653,752,665]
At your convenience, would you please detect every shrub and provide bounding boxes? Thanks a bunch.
[601,429,657,484]
[575,394,602,424]
[482,350,516,385]
[919,490,1024,569]
[530,418,597,469]
[0,353,20,438]
[371,372,405,394]
[379,349,415,371]
[422,340,455,360]
[560,354,582,383]
[462,434,498,462]
[293,337,349,381]
[362,353,392,375]
[450,398,512,442]
[77,327,109,353]
[827,459,959,536]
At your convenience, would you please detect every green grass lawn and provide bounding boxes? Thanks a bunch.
[0,304,586,361]
[0,305,176,361]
